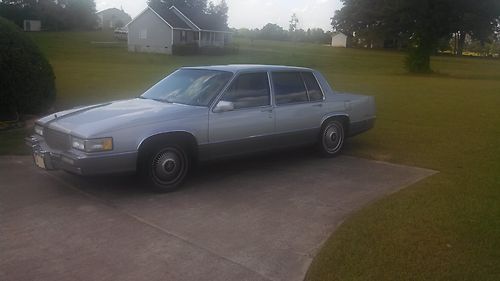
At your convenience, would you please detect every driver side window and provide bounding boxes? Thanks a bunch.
[219,72,270,110]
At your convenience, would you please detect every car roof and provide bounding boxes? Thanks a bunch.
[181,64,315,73]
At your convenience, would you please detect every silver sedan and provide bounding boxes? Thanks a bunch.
[26,65,376,192]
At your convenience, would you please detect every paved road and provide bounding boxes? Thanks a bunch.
[0,152,436,281]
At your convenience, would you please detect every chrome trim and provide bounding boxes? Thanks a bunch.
[209,72,239,112]
[136,130,200,151]
[310,71,327,101]
[320,113,351,127]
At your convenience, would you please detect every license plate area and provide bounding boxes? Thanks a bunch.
[34,153,46,169]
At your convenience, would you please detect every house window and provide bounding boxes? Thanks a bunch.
[139,29,147,39]
[181,31,187,42]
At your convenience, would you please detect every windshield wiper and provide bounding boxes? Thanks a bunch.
[139,96,173,103]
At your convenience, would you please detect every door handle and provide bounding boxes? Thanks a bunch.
[312,103,323,107]
[261,108,273,113]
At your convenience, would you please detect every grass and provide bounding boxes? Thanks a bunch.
[2,31,500,280]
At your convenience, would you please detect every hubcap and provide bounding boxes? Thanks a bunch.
[152,149,184,184]
[323,123,344,153]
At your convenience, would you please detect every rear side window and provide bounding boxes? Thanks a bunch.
[220,72,270,109]
[302,72,324,101]
[272,72,308,105]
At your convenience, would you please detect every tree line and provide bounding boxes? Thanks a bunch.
[234,14,333,45]
[0,0,97,30]
[235,25,332,45]
[333,0,500,72]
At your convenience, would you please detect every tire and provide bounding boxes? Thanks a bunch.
[139,143,190,193]
[318,119,345,157]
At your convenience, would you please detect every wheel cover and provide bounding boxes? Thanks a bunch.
[151,148,185,185]
[323,123,344,153]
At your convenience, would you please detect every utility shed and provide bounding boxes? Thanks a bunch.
[23,20,41,32]
[331,33,347,48]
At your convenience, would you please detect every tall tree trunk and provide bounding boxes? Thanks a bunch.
[457,31,466,56]
[406,35,433,73]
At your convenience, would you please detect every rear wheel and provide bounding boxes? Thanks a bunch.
[318,119,345,157]
[140,144,189,193]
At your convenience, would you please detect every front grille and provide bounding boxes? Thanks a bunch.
[44,128,71,151]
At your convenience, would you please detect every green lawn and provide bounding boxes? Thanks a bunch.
[4,31,500,280]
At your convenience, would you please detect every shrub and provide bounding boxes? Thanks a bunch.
[200,44,239,56]
[0,17,56,120]
[172,43,199,56]
[172,43,239,56]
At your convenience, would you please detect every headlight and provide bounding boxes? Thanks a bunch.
[72,137,113,152]
[34,125,44,136]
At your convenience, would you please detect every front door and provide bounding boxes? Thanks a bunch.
[209,72,274,159]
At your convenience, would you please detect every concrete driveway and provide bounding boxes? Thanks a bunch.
[0,151,435,281]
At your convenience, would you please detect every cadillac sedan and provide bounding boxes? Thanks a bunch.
[26,65,376,192]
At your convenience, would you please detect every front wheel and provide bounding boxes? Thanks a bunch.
[140,144,189,193]
[318,119,345,157]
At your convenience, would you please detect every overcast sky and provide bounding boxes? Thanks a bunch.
[96,0,343,31]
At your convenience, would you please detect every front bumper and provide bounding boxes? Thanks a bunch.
[25,135,138,175]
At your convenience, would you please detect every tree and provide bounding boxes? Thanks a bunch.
[148,0,228,29]
[62,0,97,30]
[0,0,97,30]
[148,0,208,17]
[449,0,500,55]
[0,17,56,119]
[333,0,500,72]
[207,0,228,28]
[289,13,298,32]
[260,23,287,41]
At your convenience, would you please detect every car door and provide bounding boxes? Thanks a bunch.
[271,71,326,146]
[208,72,275,159]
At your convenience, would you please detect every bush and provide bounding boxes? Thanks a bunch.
[0,17,56,120]
[172,43,199,56]
[172,43,239,56]
[200,44,239,56]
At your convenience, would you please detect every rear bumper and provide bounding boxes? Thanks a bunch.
[348,118,375,137]
[25,136,137,175]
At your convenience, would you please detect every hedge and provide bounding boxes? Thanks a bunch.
[0,17,56,120]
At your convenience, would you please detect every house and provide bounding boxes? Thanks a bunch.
[23,20,41,32]
[331,33,347,48]
[126,5,232,54]
[97,8,132,30]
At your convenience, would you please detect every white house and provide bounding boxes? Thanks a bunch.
[331,33,347,48]
[97,8,132,30]
[127,5,232,55]
[23,20,41,32]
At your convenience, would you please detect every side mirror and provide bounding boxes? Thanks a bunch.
[213,100,235,113]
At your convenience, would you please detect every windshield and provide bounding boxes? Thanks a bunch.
[141,69,233,106]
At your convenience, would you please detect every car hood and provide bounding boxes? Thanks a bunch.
[39,98,206,138]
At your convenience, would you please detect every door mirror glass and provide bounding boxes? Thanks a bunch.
[214,101,235,113]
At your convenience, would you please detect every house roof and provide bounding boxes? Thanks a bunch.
[150,6,192,29]
[127,5,231,33]
[332,32,347,38]
[129,5,231,33]
[169,6,230,32]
